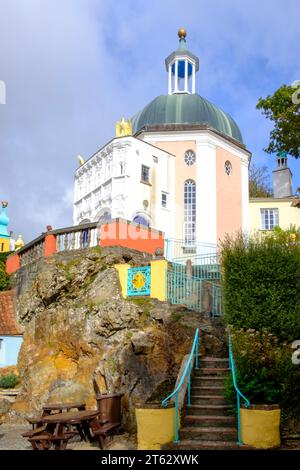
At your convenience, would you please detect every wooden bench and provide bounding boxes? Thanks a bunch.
[92,422,121,449]
[22,425,47,438]
[28,431,76,450]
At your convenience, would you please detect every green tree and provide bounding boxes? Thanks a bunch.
[0,253,10,291]
[249,163,273,197]
[256,84,300,159]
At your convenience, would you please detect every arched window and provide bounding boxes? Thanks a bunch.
[133,215,150,227]
[98,211,111,225]
[184,179,196,244]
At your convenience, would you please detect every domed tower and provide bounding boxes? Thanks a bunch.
[0,201,11,253]
[132,30,251,247]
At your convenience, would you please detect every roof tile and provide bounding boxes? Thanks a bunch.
[0,290,23,335]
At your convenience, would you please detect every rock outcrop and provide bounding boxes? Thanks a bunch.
[8,247,207,429]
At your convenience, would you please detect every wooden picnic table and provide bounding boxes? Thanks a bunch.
[42,402,86,415]
[42,409,101,443]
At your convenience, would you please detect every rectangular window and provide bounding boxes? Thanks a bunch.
[260,208,279,230]
[141,165,150,183]
[161,192,168,208]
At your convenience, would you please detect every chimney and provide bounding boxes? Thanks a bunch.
[272,152,293,198]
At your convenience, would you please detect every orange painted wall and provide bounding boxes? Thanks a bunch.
[100,219,164,255]
[6,253,20,275]
[154,141,197,240]
[44,234,57,257]
[216,147,242,242]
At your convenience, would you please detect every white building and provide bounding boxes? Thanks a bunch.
[73,30,251,248]
[73,136,176,238]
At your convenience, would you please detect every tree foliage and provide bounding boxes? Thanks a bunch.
[257,84,300,159]
[0,252,10,291]
[249,163,273,197]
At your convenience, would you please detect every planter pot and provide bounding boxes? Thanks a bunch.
[241,404,281,449]
[135,402,178,450]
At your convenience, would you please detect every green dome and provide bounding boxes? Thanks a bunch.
[132,94,243,143]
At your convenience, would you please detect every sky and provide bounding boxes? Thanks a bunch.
[0,0,299,241]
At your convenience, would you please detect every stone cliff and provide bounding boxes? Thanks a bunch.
[8,246,221,429]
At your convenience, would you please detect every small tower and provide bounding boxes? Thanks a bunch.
[272,152,293,198]
[0,201,10,252]
[165,28,199,95]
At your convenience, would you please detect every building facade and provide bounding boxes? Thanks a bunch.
[249,155,300,233]
[73,30,251,248]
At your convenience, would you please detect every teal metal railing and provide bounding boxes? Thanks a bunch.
[228,333,250,446]
[173,253,221,281]
[211,283,223,317]
[162,328,200,443]
[167,270,203,312]
[165,238,217,261]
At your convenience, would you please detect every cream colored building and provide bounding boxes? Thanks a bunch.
[249,197,300,233]
[249,153,300,233]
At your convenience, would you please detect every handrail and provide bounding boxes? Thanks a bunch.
[162,328,200,443]
[228,333,250,447]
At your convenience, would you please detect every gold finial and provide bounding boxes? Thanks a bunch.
[115,117,132,137]
[178,28,187,39]
[2,201,8,208]
[15,234,25,251]
[77,154,85,166]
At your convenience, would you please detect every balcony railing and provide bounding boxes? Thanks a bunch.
[17,222,99,267]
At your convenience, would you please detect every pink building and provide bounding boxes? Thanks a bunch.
[73,30,251,252]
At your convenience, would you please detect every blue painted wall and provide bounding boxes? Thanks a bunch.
[0,335,23,367]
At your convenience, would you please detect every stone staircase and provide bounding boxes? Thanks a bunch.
[166,356,240,450]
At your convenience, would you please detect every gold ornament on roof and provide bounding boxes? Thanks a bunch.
[115,117,132,137]
[77,154,85,166]
[15,234,25,251]
[178,28,187,39]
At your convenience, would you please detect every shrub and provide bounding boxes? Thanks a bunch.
[225,329,300,418]
[221,231,300,341]
[0,373,20,389]
[0,261,10,291]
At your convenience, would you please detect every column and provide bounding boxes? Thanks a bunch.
[184,60,188,92]
[168,63,172,95]
[196,139,217,245]
[192,63,196,94]
[174,59,178,93]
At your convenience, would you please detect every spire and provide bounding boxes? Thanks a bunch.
[165,29,199,95]
[0,201,10,238]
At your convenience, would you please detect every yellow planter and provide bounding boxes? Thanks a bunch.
[135,403,179,450]
[241,404,281,449]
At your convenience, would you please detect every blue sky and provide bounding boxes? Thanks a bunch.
[0,0,299,241]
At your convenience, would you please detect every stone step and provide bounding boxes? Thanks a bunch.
[191,385,225,395]
[194,367,229,376]
[184,415,236,427]
[166,439,239,450]
[190,395,227,405]
[192,376,226,387]
[180,426,237,442]
[186,404,232,416]
[199,358,229,369]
